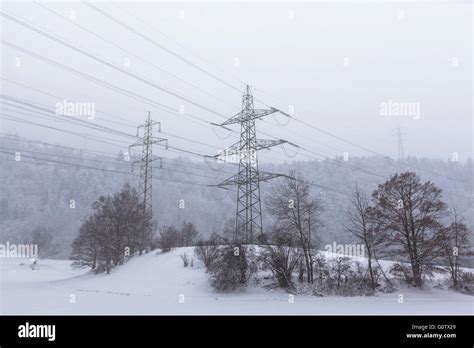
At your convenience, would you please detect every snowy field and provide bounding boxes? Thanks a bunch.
[1,247,473,315]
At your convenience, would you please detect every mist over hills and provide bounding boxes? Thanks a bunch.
[1,134,472,259]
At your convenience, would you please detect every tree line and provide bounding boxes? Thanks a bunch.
[71,171,472,294]
[71,184,200,274]
[194,171,472,293]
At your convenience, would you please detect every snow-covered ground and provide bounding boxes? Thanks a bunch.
[1,247,473,315]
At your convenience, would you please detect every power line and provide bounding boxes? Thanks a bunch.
[0,76,136,127]
[1,40,222,129]
[0,150,211,187]
[0,9,230,120]
[0,94,225,152]
[0,113,131,148]
[0,97,137,140]
[91,3,466,184]
[0,131,235,176]
[3,102,469,200]
[0,141,224,181]
[2,6,468,194]
[76,3,467,184]
[81,0,243,95]
[34,0,236,111]
[0,110,234,168]
[3,97,469,201]
[0,76,288,164]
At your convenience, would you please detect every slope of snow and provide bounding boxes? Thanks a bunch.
[1,248,473,315]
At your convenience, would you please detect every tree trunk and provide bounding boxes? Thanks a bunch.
[366,246,375,289]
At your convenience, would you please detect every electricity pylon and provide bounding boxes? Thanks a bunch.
[396,127,405,160]
[215,85,292,244]
[129,112,167,248]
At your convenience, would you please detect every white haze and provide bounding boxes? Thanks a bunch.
[0,0,471,163]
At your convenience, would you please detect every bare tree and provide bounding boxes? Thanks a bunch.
[71,184,147,273]
[179,221,200,247]
[194,237,220,269]
[71,216,99,270]
[330,257,352,293]
[268,175,321,284]
[345,185,378,290]
[439,208,471,289]
[369,172,447,287]
[159,226,180,252]
[207,244,256,291]
[260,239,301,290]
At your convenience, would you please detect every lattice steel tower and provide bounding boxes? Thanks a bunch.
[130,112,167,245]
[216,86,289,243]
[397,126,405,160]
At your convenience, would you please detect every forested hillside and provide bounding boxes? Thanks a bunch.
[1,135,472,258]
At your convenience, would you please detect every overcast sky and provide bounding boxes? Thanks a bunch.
[0,0,472,163]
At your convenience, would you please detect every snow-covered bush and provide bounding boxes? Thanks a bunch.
[453,271,474,295]
[313,254,329,287]
[259,244,301,290]
[180,252,190,267]
[194,241,219,269]
[159,226,180,252]
[306,256,376,296]
[207,245,256,292]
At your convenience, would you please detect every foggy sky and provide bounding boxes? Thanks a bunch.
[0,0,472,163]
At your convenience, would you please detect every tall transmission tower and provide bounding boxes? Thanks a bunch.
[129,112,168,248]
[396,126,405,160]
[214,85,292,244]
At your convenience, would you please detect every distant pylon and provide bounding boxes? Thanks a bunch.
[214,86,293,244]
[397,126,405,160]
[129,112,167,249]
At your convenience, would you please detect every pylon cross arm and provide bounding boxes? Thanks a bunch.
[217,171,288,187]
[220,107,278,126]
[129,140,143,149]
[214,139,287,159]
[254,139,287,150]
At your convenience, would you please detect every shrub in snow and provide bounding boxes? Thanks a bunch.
[207,245,256,292]
[179,222,200,247]
[453,271,474,295]
[194,240,220,269]
[308,256,376,296]
[313,254,329,287]
[324,257,352,294]
[389,262,415,285]
[159,226,180,252]
[180,252,190,267]
[259,244,301,290]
